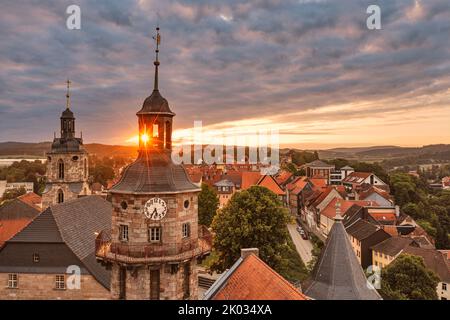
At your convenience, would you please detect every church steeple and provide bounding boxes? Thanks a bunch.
[60,79,75,140]
[136,27,175,154]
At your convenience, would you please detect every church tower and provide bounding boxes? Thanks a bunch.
[42,81,91,208]
[96,27,210,300]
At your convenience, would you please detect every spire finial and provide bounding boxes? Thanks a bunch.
[334,200,344,221]
[66,79,71,109]
[152,26,161,91]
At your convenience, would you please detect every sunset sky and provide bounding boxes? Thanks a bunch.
[0,0,449,149]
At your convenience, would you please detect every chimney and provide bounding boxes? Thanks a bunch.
[395,205,400,218]
[241,248,259,259]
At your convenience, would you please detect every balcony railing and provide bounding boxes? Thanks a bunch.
[95,225,212,263]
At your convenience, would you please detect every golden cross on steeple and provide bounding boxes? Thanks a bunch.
[66,79,71,109]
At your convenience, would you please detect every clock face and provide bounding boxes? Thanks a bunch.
[144,197,168,220]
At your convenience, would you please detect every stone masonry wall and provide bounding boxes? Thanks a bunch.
[0,273,110,300]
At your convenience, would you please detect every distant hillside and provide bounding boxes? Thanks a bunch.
[0,142,137,159]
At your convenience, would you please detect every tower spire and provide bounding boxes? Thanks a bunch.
[66,79,71,109]
[152,26,161,91]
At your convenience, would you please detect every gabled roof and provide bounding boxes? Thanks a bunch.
[321,198,379,220]
[17,192,42,210]
[402,246,450,283]
[241,172,262,190]
[7,196,112,289]
[308,177,327,190]
[311,186,346,208]
[275,170,293,186]
[305,217,382,300]
[345,219,380,241]
[0,198,41,247]
[370,237,416,256]
[204,253,308,300]
[359,186,392,202]
[287,177,309,195]
[342,172,372,184]
[257,175,286,196]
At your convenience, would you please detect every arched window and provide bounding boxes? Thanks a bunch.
[57,189,64,203]
[84,159,87,179]
[58,159,64,180]
[165,121,171,149]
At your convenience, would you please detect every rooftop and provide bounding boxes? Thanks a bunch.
[305,219,382,300]
[204,253,308,300]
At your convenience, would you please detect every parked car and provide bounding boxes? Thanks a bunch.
[301,232,309,240]
[296,226,303,233]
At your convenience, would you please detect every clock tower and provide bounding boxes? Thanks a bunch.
[96,27,210,300]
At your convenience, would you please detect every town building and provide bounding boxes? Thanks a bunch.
[342,172,388,194]
[304,212,382,300]
[318,198,379,236]
[329,165,354,185]
[303,160,335,184]
[0,196,111,299]
[345,218,391,269]
[371,238,450,300]
[214,179,235,208]
[204,248,308,300]
[41,81,90,209]
[0,181,34,199]
[95,28,211,300]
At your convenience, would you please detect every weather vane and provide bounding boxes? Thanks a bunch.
[66,79,71,109]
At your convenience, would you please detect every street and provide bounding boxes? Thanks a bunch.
[287,223,314,265]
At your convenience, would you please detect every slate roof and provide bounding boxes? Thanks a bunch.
[137,89,175,116]
[6,196,112,289]
[110,152,200,194]
[204,254,308,300]
[402,246,450,283]
[346,219,380,241]
[370,237,416,256]
[214,179,235,187]
[305,218,382,300]
[49,137,85,153]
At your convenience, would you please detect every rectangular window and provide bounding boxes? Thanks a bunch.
[443,283,447,291]
[153,124,159,137]
[148,227,161,242]
[33,253,40,263]
[119,225,129,242]
[55,275,65,290]
[182,223,191,238]
[8,274,18,288]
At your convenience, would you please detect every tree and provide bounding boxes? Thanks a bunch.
[1,187,26,202]
[380,254,440,300]
[198,183,219,227]
[210,186,293,276]
[90,164,115,187]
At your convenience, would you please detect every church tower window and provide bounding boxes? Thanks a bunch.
[58,159,64,180]
[57,189,64,203]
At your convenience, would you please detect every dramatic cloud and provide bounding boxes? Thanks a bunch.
[0,0,449,148]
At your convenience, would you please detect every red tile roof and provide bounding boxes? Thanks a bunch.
[321,198,379,219]
[275,170,293,185]
[308,177,327,190]
[241,172,262,190]
[287,177,308,195]
[256,175,285,196]
[359,186,392,202]
[211,254,308,300]
[0,218,33,247]
[17,192,42,210]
